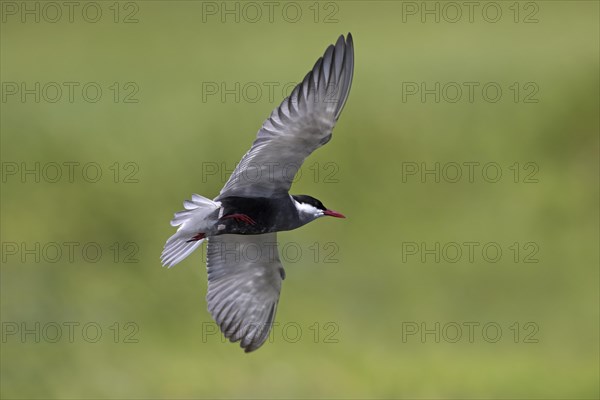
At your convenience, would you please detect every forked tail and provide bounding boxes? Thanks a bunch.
[161,194,220,268]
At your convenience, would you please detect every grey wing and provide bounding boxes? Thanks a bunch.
[206,233,285,352]
[217,33,354,200]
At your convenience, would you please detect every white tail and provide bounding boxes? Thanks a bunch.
[161,194,220,268]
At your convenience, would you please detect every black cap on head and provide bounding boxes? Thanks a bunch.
[292,195,326,211]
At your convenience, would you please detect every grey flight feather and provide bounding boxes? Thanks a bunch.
[216,33,354,200]
[206,233,284,352]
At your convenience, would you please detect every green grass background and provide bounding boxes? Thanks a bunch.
[1,1,598,398]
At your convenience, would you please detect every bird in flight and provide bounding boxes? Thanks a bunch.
[161,33,354,352]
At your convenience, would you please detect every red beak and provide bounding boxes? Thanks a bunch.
[324,209,346,218]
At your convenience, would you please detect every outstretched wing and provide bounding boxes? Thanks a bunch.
[217,33,354,200]
[205,233,285,352]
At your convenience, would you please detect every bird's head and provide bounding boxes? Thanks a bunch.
[292,195,345,223]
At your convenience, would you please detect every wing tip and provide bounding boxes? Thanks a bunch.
[332,32,354,120]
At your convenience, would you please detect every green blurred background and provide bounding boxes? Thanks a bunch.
[1,1,598,398]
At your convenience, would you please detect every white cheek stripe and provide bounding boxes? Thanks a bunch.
[293,199,321,215]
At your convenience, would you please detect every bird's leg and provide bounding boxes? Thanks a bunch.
[221,213,256,225]
[186,232,206,243]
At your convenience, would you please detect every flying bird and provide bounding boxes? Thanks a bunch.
[161,33,354,352]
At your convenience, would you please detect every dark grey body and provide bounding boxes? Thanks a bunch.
[211,196,303,235]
